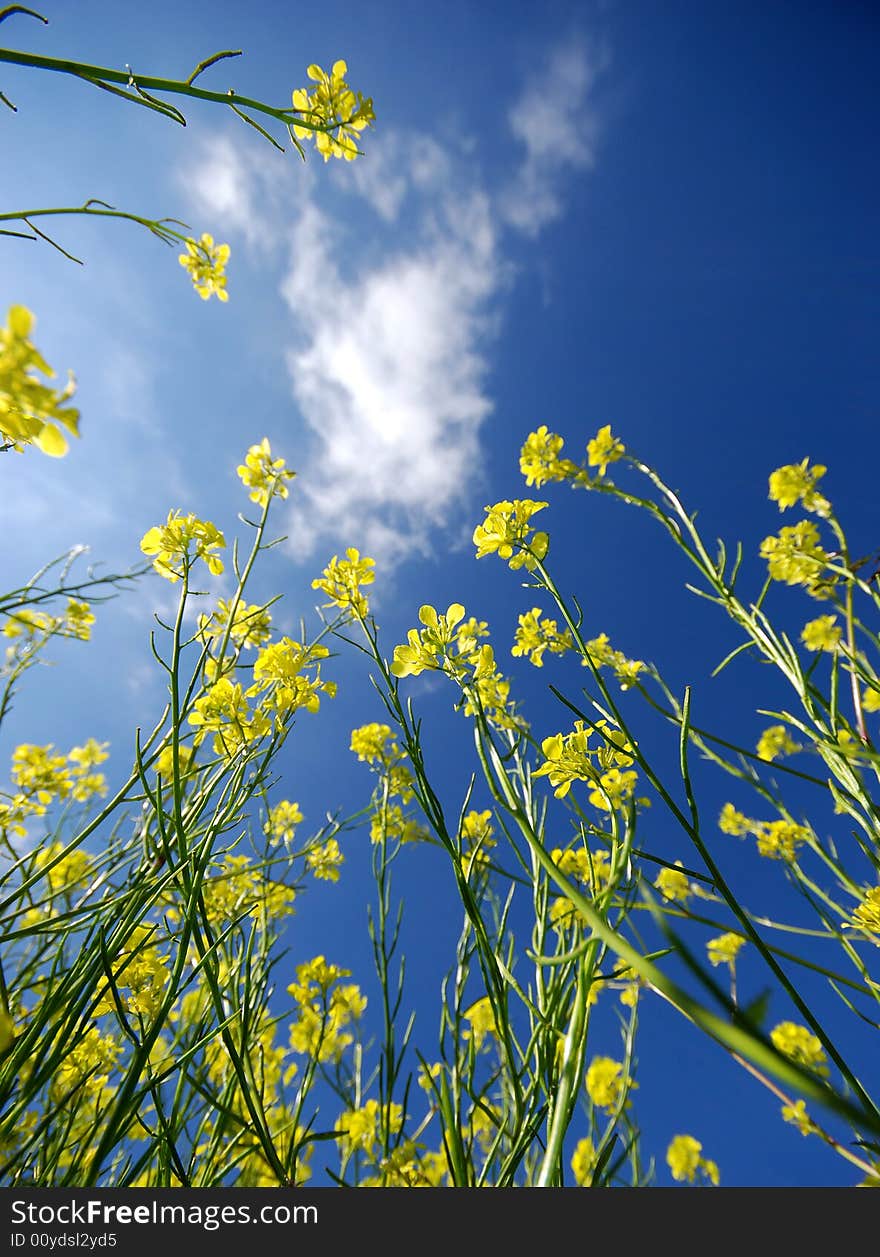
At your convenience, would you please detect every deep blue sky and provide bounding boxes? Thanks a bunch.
[2,1,878,1185]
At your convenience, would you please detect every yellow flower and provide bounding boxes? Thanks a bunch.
[463,996,497,1050]
[511,607,573,667]
[719,803,752,836]
[390,603,466,678]
[582,632,647,689]
[305,837,344,882]
[800,614,842,653]
[707,932,745,968]
[586,424,624,476]
[178,233,230,301]
[760,520,828,588]
[862,686,880,713]
[781,1099,816,1136]
[571,1138,596,1186]
[64,600,95,641]
[768,459,830,516]
[140,511,225,583]
[756,725,799,762]
[264,800,304,842]
[312,548,375,618]
[770,1021,829,1076]
[236,438,295,508]
[0,304,79,456]
[654,861,691,904]
[585,1057,631,1113]
[850,886,880,939]
[666,1134,720,1185]
[472,499,549,571]
[288,957,366,1062]
[756,820,809,862]
[292,60,375,162]
[350,723,399,764]
[460,809,496,870]
[519,426,577,488]
[188,677,270,757]
[588,767,638,812]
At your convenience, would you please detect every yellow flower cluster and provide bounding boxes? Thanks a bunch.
[140,511,225,583]
[291,60,375,162]
[1,304,79,456]
[666,1134,720,1185]
[178,233,230,302]
[548,846,612,930]
[4,598,95,646]
[287,956,366,1062]
[391,604,520,731]
[236,438,295,509]
[312,548,375,618]
[534,719,635,801]
[586,424,625,476]
[770,1021,829,1076]
[16,840,94,929]
[169,853,296,930]
[800,614,841,653]
[719,804,811,863]
[759,520,828,589]
[3,741,109,842]
[95,924,170,1022]
[460,808,496,872]
[463,996,497,1051]
[706,932,745,968]
[511,607,573,667]
[473,499,549,572]
[519,425,580,488]
[585,1056,631,1113]
[768,459,830,516]
[756,724,800,761]
[264,799,304,842]
[654,861,691,903]
[582,632,646,690]
[305,837,344,882]
[849,886,880,940]
[334,1098,404,1161]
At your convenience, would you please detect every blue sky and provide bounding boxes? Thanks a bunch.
[2,1,878,1185]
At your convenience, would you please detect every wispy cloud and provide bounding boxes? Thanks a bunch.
[279,135,504,567]
[501,41,607,238]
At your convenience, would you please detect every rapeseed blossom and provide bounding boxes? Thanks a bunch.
[236,438,295,508]
[312,549,375,618]
[586,425,624,476]
[292,61,374,162]
[666,1135,720,1185]
[511,607,573,667]
[756,725,799,761]
[800,614,842,653]
[178,233,230,301]
[140,512,225,582]
[770,1021,829,1076]
[585,1057,630,1112]
[768,459,830,516]
[0,304,79,456]
[473,500,549,571]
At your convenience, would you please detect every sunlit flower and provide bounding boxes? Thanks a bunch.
[800,614,842,653]
[236,438,295,508]
[473,499,549,571]
[292,60,375,162]
[178,233,230,301]
[586,425,624,476]
[0,304,79,456]
[585,1056,630,1113]
[768,459,830,516]
[140,511,225,583]
[756,725,799,762]
[654,861,691,904]
[770,1021,829,1076]
[706,932,745,968]
[312,548,375,618]
[666,1134,719,1185]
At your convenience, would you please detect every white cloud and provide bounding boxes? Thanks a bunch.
[280,160,504,567]
[183,134,294,248]
[501,41,607,238]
